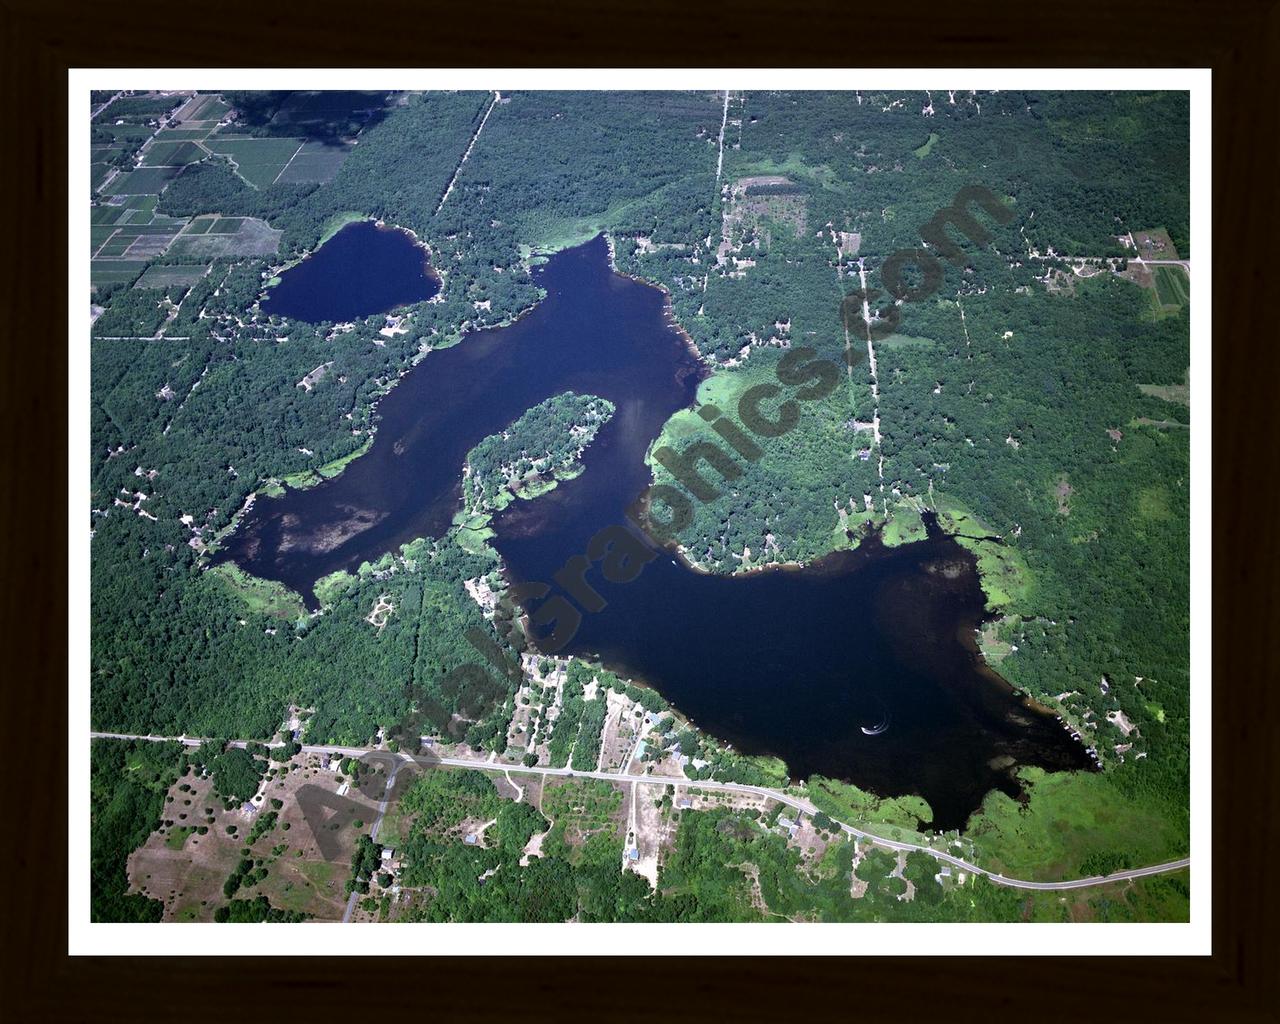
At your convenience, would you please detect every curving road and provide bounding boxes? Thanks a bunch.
[90,731,1190,893]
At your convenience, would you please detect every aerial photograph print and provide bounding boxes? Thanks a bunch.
[81,76,1197,938]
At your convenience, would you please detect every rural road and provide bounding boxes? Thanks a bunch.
[90,731,1191,894]
[340,756,409,923]
[1040,254,1193,277]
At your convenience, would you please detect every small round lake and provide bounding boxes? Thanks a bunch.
[261,220,439,324]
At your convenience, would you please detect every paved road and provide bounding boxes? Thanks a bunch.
[90,732,1190,892]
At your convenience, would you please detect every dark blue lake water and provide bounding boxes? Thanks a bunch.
[218,234,1093,830]
[261,219,439,323]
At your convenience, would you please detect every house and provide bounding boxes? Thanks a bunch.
[381,848,395,861]
[858,448,871,461]
[464,834,478,846]
[677,798,692,809]
[627,848,640,862]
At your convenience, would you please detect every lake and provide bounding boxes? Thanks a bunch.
[260,219,439,323]
[218,233,1093,830]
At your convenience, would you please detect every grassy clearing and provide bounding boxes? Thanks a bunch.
[517,194,646,255]
[313,569,357,608]
[1153,265,1190,308]
[542,778,624,857]
[206,562,306,620]
[1131,227,1180,262]
[731,151,839,190]
[452,513,496,556]
[877,332,938,350]
[966,767,1188,881]
[978,620,1014,663]
[318,211,370,245]
[164,826,195,850]
[1138,367,1191,407]
[281,437,374,490]
[913,132,939,158]
[957,536,1030,611]
[880,505,927,546]
[654,362,773,448]
[934,496,1032,611]
[806,776,933,838]
[1135,484,1174,524]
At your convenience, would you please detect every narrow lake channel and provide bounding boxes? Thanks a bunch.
[218,230,1094,830]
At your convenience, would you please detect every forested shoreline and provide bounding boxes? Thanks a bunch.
[89,89,1191,922]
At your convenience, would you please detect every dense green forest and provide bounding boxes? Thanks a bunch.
[90,739,184,921]
[463,392,614,515]
[88,89,1190,922]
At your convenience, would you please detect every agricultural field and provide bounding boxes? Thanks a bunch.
[140,139,205,167]
[205,136,306,187]
[1153,265,1190,309]
[134,263,211,289]
[174,93,231,123]
[274,139,354,183]
[94,92,187,124]
[90,260,147,288]
[90,194,192,288]
[92,222,185,260]
[166,216,281,257]
[91,122,154,147]
[100,165,183,196]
